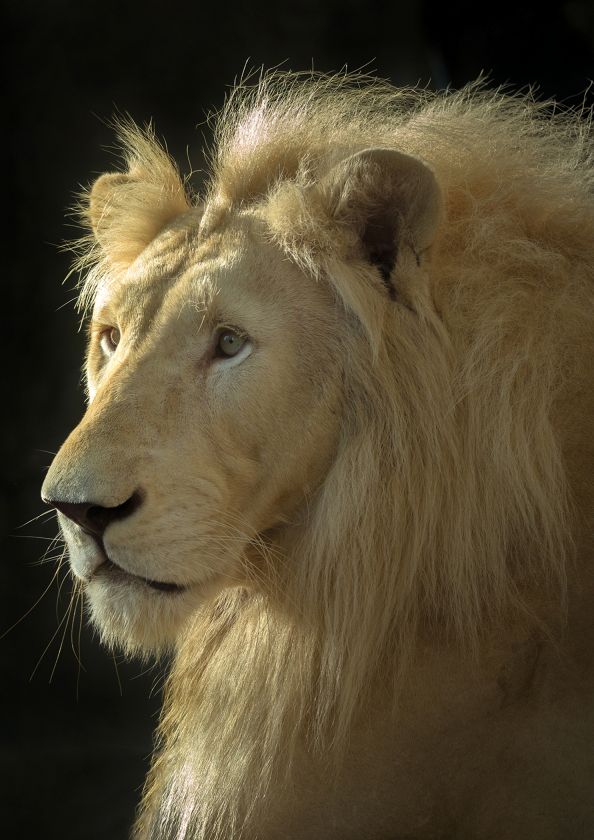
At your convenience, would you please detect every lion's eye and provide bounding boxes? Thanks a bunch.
[215,329,247,358]
[99,327,120,357]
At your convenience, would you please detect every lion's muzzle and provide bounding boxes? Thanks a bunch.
[42,487,187,594]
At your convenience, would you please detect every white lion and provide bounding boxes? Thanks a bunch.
[42,72,594,839]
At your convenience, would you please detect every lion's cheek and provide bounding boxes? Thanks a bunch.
[205,379,342,533]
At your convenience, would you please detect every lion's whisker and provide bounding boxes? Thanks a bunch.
[111,648,123,697]
[69,583,86,673]
[0,553,66,640]
[17,508,56,529]
[76,590,85,701]
[55,561,74,613]
[29,594,73,682]
[48,581,79,684]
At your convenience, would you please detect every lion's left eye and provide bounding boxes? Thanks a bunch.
[215,329,247,358]
[211,327,253,368]
[99,327,120,356]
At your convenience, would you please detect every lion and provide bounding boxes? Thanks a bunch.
[42,72,594,839]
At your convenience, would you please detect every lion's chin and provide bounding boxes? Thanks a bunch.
[85,567,217,655]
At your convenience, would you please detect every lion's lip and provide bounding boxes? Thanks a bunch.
[96,553,187,594]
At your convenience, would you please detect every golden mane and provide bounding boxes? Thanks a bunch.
[73,73,594,839]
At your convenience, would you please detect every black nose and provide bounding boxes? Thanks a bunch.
[44,491,143,540]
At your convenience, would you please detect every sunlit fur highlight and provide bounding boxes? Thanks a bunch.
[73,73,594,839]
[72,120,192,313]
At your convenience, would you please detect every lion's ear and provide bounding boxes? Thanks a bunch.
[317,148,441,289]
[87,165,191,266]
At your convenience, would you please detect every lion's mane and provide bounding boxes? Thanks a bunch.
[75,73,594,839]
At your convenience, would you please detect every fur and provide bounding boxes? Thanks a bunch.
[58,72,594,838]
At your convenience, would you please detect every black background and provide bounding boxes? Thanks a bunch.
[3,1,594,838]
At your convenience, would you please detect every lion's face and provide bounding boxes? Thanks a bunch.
[43,139,443,654]
[42,210,343,651]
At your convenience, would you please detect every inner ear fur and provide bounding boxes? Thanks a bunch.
[87,168,191,266]
[318,147,442,292]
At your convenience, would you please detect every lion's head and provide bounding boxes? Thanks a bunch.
[41,109,443,656]
[42,73,593,839]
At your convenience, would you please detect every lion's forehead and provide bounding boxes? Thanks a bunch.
[92,212,297,357]
[124,226,231,295]
[95,217,253,316]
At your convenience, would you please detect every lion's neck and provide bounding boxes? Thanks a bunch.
[134,579,594,840]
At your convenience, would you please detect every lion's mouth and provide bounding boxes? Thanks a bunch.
[97,555,187,594]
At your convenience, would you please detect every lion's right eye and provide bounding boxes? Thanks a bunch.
[99,327,120,357]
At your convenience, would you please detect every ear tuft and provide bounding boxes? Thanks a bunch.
[87,172,132,240]
[84,122,192,266]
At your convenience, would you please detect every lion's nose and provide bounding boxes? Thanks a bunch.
[44,492,143,539]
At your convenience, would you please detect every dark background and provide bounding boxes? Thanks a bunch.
[3,1,594,838]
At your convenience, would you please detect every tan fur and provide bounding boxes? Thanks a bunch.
[43,73,594,839]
